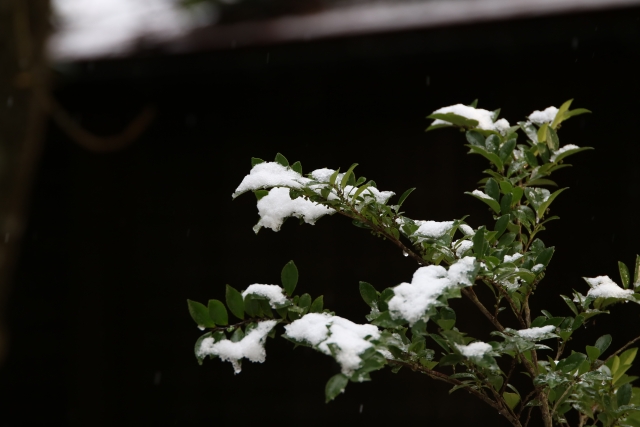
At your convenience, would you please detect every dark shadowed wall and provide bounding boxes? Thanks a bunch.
[2,7,640,427]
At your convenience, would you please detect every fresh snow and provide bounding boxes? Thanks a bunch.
[388,257,476,325]
[413,220,454,239]
[585,276,634,299]
[454,240,474,257]
[457,341,492,358]
[528,106,559,124]
[532,264,545,273]
[430,104,510,134]
[459,224,474,236]
[516,325,556,340]
[242,284,288,308]
[310,168,339,182]
[253,187,335,233]
[284,313,380,375]
[503,253,523,263]
[550,144,581,162]
[472,189,494,200]
[233,162,309,198]
[197,320,277,374]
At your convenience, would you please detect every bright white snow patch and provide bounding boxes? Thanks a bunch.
[503,253,523,263]
[459,224,474,236]
[472,189,494,200]
[516,325,556,340]
[253,187,334,233]
[585,276,634,299]
[550,144,581,162]
[529,106,559,124]
[242,284,288,308]
[413,220,454,239]
[198,320,277,374]
[457,341,492,358]
[233,162,309,198]
[344,186,395,205]
[454,240,474,258]
[532,264,545,273]
[310,168,339,183]
[430,104,510,134]
[388,257,476,325]
[284,313,380,375]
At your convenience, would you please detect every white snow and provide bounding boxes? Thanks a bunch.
[528,106,559,124]
[413,220,454,239]
[388,257,477,325]
[310,168,341,183]
[242,284,288,308]
[430,104,510,134]
[253,187,335,233]
[456,341,492,358]
[503,253,523,263]
[459,224,474,236]
[516,325,556,340]
[344,185,395,205]
[550,144,581,162]
[454,240,474,257]
[197,320,277,374]
[585,276,634,299]
[233,162,309,199]
[532,264,545,273]
[308,168,394,205]
[472,189,494,200]
[284,313,380,375]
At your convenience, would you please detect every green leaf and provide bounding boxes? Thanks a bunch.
[329,169,340,186]
[291,161,302,174]
[618,383,633,407]
[325,374,349,402]
[500,193,512,215]
[619,261,631,289]
[243,294,262,317]
[535,247,555,267]
[537,123,548,144]
[473,227,488,258]
[194,332,213,364]
[536,188,568,219]
[281,261,299,296]
[274,153,289,167]
[499,139,517,162]
[466,191,501,214]
[552,146,593,164]
[524,149,539,167]
[551,99,573,129]
[466,130,485,147]
[595,334,612,355]
[251,157,265,167]
[397,187,416,207]
[427,113,479,128]
[351,184,371,202]
[466,145,504,171]
[469,99,479,108]
[359,282,378,308]
[495,215,510,238]
[485,178,500,201]
[620,348,638,366]
[560,295,578,316]
[503,392,520,410]
[557,352,587,373]
[635,255,640,287]
[208,299,228,326]
[563,108,591,120]
[254,189,269,200]
[310,296,324,313]
[187,299,216,329]
[230,327,245,342]
[226,285,245,320]
[586,345,601,361]
[340,163,359,189]
[546,126,560,151]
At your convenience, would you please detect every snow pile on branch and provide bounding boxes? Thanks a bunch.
[430,104,510,134]
[233,162,309,198]
[503,253,523,263]
[459,224,474,236]
[242,284,289,308]
[412,220,454,239]
[472,189,495,201]
[284,313,380,375]
[197,320,278,374]
[585,276,634,299]
[309,168,394,205]
[516,325,556,341]
[454,240,473,258]
[550,144,581,162]
[388,257,477,325]
[253,187,335,233]
[456,341,492,359]
[528,106,559,124]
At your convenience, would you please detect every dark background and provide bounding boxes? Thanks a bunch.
[2,6,640,426]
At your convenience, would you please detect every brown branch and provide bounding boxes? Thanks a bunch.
[604,334,640,364]
[490,278,528,329]
[41,95,156,153]
[461,287,505,332]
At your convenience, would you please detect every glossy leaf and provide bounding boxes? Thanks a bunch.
[226,285,245,320]
[281,261,299,296]
[551,99,573,129]
[397,187,416,207]
[359,282,378,308]
[274,153,289,167]
[499,138,516,162]
[340,163,359,189]
[618,383,633,407]
[586,345,601,361]
[552,146,593,164]
[466,145,504,171]
[535,247,555,267]
[187,299,216,329]
[466,191,501,214]
[208,299,228,326]
[595,334,613,355]
[291,161,302,174]
[557,352,587,373]
[473,227,488,258]
[251,157,265,167]
[619,261,631,289]
[427,113,479,128]
[536,188,568,219]
[635,254,640,287]
[485,178,500,201]
[466,130,485,147]
[325,374,349,402]
[503,392,520,410]
[310,296,324,313]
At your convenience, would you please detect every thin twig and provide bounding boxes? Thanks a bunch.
[604,335,640,363]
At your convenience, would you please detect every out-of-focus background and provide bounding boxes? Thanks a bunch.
[1,1,640,426]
